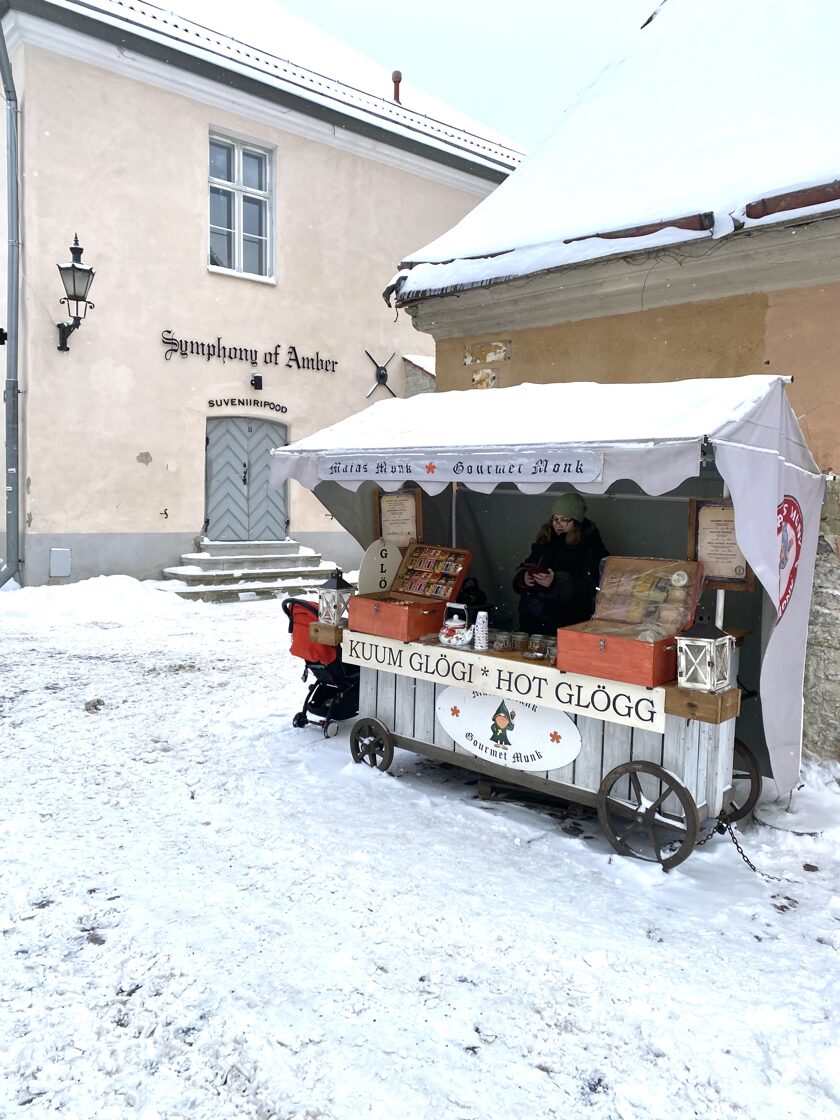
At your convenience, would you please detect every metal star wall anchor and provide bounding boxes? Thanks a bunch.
[365,350,396,397]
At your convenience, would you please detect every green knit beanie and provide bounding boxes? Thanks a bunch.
[552,493,586,522]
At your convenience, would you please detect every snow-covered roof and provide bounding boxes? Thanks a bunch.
[29,0,522,176]
[394,0,840,298]
[269,375,818,497]
[402,354,436,378]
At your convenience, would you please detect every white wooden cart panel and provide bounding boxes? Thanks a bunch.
[359,666,735,821]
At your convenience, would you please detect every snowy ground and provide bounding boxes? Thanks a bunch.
[2,577,839,1120]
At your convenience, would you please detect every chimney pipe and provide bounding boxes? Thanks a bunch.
[391,70,402,104]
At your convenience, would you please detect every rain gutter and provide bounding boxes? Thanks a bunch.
[0,13,20,587]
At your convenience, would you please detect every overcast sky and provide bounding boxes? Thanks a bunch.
[255,0,660,150]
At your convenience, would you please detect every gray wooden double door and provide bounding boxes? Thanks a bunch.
[205,416,288,541]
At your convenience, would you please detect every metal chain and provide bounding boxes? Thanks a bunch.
[695,819,720,848]
[700,810,783,881]
[718,812,761,873]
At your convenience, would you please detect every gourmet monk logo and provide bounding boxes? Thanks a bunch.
[777,495,803,620]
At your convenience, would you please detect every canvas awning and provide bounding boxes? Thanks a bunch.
[270,375,824,792]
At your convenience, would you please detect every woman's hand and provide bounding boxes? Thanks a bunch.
[523,571,535,587]
[533,570,555,588]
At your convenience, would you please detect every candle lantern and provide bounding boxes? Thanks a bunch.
[318,568,353,626]
[676,621,734,693]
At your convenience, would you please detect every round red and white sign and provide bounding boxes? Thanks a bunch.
[777,495,803,620]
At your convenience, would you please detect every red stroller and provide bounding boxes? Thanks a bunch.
[281,597,360,737]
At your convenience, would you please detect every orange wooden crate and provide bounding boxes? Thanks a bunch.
[556,624,677,687]
[347,543,472,642]
[555,556,704,687]
[348,594,447,642]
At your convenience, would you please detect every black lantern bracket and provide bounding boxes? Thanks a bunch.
[56,235,95,352]
[365,350,396,397]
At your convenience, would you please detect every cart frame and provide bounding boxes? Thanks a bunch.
[346,639,757,869]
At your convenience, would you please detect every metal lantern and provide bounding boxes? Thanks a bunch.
[57,235,96,315]
[676,621,734,693]
[56,234,96,351]
[318,568,353,626]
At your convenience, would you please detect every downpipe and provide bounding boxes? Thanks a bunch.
[0,15,20,588]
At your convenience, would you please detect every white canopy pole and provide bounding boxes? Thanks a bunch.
[715,482,729,629]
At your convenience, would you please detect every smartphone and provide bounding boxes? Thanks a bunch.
[524,563,550,576]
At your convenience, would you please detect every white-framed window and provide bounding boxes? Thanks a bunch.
[208,135,272,277]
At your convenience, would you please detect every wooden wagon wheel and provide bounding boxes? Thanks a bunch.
[349,717,395,771]
[596,761,700,871]
[723,739,761,822]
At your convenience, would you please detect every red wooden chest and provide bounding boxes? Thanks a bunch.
[556,623,678,687]
[347,543,472,642]
[556,557,704,687]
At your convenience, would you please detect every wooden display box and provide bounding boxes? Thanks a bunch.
[309,622,343,647]
[556,557,704,688]
[663,682,741,724]
[556,624,678,687]
[347,544,472,642]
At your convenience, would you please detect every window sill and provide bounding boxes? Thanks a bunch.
[207,265,277,286]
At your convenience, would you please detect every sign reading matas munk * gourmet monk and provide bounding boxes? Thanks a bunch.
[341,633,665,733]
[321,450,603,484]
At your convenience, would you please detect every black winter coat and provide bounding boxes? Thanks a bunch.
[512,519,608,635]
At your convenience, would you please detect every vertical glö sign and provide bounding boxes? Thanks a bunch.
[356,538,404,595]
[379,545,390,590]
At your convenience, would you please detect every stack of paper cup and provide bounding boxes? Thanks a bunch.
[474,611,489,650]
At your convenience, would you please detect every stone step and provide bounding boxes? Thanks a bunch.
[150,575,335,603]
[154,574,353,603]
[198,538,301,558]
[155,535,352,602]
[162,561,334,586]
[178,550,323,572]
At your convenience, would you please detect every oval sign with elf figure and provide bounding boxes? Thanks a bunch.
[777,495,803,621]
[435,688,582,772]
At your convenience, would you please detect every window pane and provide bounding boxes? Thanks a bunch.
[243,150,266,190]
[210,230,233,269]
[208,136,271,277]
[243,236,266,276]
[243,196,266,237]
[209,140,233,181]
[210,187,233,230]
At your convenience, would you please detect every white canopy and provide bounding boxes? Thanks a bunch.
[270,375,823,792]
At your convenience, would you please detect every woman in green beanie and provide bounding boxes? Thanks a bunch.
[512,493,608,635]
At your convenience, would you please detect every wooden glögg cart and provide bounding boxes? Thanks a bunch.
[267,377,824,870]
[342,626,759,870]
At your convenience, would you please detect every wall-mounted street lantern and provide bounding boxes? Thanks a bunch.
[56,234,95,351]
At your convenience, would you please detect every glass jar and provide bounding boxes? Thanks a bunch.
[510,631,529,651]
[492,630,511,651]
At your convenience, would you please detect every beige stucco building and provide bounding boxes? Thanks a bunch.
[0,0,520,587]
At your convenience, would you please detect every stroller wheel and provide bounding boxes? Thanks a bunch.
[292,712,307,728]
[323,719,339,738]
[350,718,394,771]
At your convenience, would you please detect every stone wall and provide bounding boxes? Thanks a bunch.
[803,479,840,762]
[404,362,435,397]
